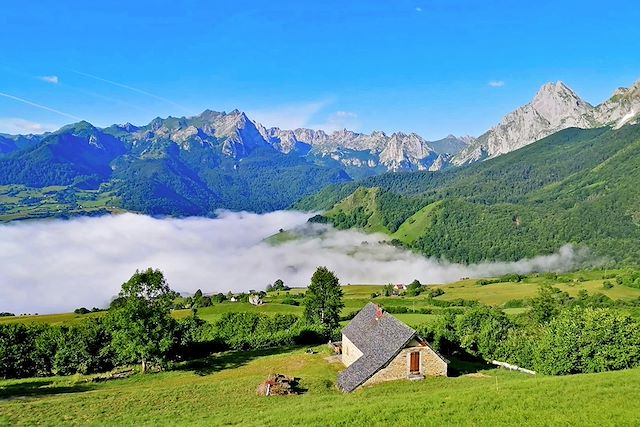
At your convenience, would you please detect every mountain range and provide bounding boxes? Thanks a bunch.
[0,78,639,221]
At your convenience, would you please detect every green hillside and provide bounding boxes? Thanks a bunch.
[391,201,442,244]
[298,124,640,264]
[2,345,640,426]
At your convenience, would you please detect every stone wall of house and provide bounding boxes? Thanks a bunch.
[360,345,447,389]
[341,334,363,367]
[422,346,448,377]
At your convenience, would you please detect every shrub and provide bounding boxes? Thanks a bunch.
[532,308,640,375]
[214,313,323,350]
[53,319,113,375]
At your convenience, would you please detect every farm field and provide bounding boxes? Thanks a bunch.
[1,345,640,426]
[3,270,640,326]
[0,185,122,222]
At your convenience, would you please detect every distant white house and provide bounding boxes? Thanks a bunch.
[249,295,263,306]
[393,284,407,291]
[229,296,238,302]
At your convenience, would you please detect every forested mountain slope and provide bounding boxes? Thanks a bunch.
[300,124,640,264]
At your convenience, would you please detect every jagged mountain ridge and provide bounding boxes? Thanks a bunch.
[0,109,468,218]
[453,80,640,165]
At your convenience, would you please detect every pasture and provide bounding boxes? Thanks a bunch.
[1,345,640,426]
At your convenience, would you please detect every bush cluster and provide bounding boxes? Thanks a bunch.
[0,311,325,380]
[418,290,640,375]
[214,313,324,350]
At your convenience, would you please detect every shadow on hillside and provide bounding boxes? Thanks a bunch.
[0,379,96,400]
[178,346,298,376]
[446,351,494,377]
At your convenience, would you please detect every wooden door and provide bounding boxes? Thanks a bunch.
[409,352,420,373]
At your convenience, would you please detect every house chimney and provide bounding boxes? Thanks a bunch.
[375,305,383,320]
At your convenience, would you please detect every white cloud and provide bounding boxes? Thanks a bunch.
[39,75,59,84]
[0,118,58,134]
[248,100,329,130]
[415,7,423,12]
[309,111,361,133]
[0,212,594,314]
[489,80,505,88]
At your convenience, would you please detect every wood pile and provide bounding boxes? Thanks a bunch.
[256,374,298,396]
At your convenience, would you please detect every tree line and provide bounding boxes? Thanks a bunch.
[420,285,640,375]
[0,266,345,379]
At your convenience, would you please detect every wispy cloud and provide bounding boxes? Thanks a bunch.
[0,92,82,121]
[0,118,58,134]
[248,100,329,129]
[310,111,361,132]
[71,70,192,114]
[249,101,361,132]
[415,7,423,12]
[488,80,505,88]
[39,75,59,84]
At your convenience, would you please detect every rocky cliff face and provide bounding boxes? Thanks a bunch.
[453,80,640,165]
[262,128,441,172]
[593,81,640,128]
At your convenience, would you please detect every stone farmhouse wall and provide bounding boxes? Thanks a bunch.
[361,343,447,388]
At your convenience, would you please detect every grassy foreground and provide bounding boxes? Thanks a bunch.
[1,345,639,426]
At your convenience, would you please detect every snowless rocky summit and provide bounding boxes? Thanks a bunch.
[453,80,640,165]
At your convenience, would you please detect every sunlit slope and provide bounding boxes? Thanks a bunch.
[299,124,640,264]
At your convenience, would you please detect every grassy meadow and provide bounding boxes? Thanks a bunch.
[2,269,640,425]
[1,345,640,426]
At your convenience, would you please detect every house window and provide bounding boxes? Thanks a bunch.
[409,351,420,374]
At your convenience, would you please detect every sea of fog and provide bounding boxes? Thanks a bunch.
[0,211,591,314]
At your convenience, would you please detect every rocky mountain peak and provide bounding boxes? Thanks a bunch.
[453,81,595,165]
[531,81,593,123]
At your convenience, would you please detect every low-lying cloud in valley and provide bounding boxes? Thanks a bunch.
[0,212,594,314]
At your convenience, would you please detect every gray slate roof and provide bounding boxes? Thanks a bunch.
[337,303,417,392]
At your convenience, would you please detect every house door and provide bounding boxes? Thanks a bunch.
[409,352,420,374]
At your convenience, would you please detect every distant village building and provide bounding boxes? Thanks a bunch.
[229,296,238,302]
[249,294,263,306]
[337,303,448,392]
[392,283,407,295]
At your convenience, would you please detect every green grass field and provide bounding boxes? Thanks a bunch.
[4,270,639,326]
[1,345,640,426]
[0,185,123,222]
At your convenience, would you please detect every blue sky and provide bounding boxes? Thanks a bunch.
[0,0,638,139]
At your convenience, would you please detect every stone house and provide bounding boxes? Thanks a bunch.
[337,303,448,392]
